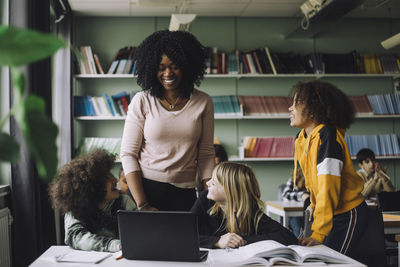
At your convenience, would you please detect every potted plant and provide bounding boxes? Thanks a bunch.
[0,25,66,182]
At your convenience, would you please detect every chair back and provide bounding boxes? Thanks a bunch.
[377,190,400,212]
[351,207,386,267]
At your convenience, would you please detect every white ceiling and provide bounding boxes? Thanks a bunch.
[67,0,400,18]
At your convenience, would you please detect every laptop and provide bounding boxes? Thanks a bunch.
[117,210,208,262]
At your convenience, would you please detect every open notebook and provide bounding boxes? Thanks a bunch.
[207,240,353,266]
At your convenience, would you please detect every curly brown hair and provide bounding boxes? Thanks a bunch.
[48,149,116,226]
[290,80,355,129]
[134,30,206,99]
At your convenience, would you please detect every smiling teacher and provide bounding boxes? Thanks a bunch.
[120,30,215,211]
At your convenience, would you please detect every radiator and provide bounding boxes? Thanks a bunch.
[0,208,11,267]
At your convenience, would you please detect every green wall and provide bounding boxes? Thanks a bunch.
[73,16,400,201]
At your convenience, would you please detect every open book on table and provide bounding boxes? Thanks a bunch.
[207,240,352,266]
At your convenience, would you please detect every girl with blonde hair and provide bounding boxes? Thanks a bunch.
[191,162,297,248]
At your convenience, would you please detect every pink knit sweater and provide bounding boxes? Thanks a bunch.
[120,89,215,185]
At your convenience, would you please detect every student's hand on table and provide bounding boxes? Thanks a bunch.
[216,233,247,249]
[298,237,321,246]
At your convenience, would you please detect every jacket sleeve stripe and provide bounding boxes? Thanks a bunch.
[317,157,343,176]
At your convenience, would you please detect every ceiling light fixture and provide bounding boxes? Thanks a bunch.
[169,13,196,31]
[381,33,400,50]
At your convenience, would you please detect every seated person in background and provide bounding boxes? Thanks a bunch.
[356,148,395,198]
[48,149,137,252]
[214,144,228,164]
[281,169,309,237]
[191,162,298,249]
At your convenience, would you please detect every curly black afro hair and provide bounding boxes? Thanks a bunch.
[134,30,206,98]
[48,149,116,228]
[290,80,355,129]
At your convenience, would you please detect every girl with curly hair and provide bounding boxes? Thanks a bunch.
[120,30,215,211]
[48,149,137,252]
[289,80,367,256]
[191,162,297,249]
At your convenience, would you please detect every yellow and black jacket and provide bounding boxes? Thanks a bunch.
[294,124,364,243]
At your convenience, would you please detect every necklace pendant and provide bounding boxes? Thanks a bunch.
[169,104,174,109]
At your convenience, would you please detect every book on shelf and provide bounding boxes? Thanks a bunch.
[242,137,295,158]
[211,47,219,74]
[79,46,91,74]
[244,52,258,74]
[362,54,383,74]
[264,47,277,75]
[107,47,130,74]
[125,47,137,74]
[344,134,400,157]
[207,240,351,266]
[322,52,359,74]
[348,95,373,115]
[212,95,241,116]
[237,96,291,116]
[367,93,400,115]
[193,46,400,76]
[227,50,239,74]
[237,96,264,115]
[379,54,400,74]
[204,46,213,74]
[74,91,135,117]
[307,53,324,74]
[93,54,104,74]
[78,137,121,157]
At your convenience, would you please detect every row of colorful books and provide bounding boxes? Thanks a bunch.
[76,134,400,160]
[78,45,400,76]
[74,91,134,117]
[79,46,104,75]
[241,134,400,158]
[77,46,137,75]
[345,134,400,157]
[242,136,295,158]
[213,94,400,116]
[204,47,400,75]
[367,94,400,115]
[78,137,121,156]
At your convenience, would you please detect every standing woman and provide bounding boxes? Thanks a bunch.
[120,30,215,211]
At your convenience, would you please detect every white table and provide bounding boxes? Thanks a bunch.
[265,200,304,228]
[383,213,400,234]
[30,246,366,267]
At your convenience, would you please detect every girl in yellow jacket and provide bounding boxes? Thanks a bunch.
[289,80,367,256]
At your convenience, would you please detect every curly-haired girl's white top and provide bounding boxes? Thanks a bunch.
[120,89,215,188]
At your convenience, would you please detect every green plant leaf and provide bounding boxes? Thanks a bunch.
[11,68,26,103]
[0,26,66,67]
[17,95,58,182]
[0,132,20,163]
